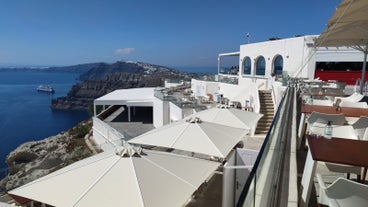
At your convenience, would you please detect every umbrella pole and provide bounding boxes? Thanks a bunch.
[359,51,367,94]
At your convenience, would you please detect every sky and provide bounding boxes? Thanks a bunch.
[0,0,342,69]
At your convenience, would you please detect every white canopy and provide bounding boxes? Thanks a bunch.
[129,118,247,158]
[94,87,155,106]
[186,107,263,132]
[9,145,219,207]
[316,0,368,93]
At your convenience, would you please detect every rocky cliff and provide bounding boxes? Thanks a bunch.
[51,61,195,110]
[0,120,97,191]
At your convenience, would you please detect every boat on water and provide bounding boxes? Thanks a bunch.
[36,85,55,93]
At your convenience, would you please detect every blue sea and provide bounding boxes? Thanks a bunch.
[0,71,89,175]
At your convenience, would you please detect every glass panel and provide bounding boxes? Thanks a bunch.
[274,55,283,75]
[243,57,251,75]
[256,56,265,76]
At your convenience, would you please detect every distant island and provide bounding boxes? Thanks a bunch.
[50,61,200,110]
[1,61,212,110]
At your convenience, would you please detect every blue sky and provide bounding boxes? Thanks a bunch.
[0,0,341,68]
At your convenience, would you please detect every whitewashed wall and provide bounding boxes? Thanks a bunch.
[169,102,183,123]
[153,97,169,128]
[239,36,316,79]
[191,79,219,97]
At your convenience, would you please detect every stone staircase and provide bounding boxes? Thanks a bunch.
[255,90,275,134]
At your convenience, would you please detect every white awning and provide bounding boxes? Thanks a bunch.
[316,0,368,48]
[94,87,155,106]
[129,118,247,158]
[9,146,219,207]
[186,107,263,132]
[315,0,368,93]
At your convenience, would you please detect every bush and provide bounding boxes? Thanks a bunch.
[69,122,91,139]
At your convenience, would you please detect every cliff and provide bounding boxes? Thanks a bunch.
[51,61,195,110]
[0,120,97,191]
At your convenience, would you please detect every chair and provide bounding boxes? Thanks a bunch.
[340,101,368,108]
[306,112,346,130]
[310,99,334,106]
[316,173,368,207]
[334,92,364,103]
[352,116,368,140]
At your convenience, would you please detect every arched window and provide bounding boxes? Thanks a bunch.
[255,56,266,76]
[273,55,283,75]
[243,57,251,75]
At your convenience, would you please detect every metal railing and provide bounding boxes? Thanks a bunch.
[236,82,297,206]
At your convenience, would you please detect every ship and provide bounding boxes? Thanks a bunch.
[36,85,55,93]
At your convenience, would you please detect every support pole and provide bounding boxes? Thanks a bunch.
[93,103,96,117]
[128,106,131,122]
[359,51,367,94]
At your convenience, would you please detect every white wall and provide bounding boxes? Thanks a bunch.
[153,97,169,128]
[239,36,316,79]
[220,80,260,113]
[169,102,184,122]
[315,46,364,62]
[191,79,219,97]
[165,80,183,88]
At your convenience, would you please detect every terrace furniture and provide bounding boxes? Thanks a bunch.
[316,173,368,207]
[308,125,358,140]
[334,92,364,104]
[311,99,334,106]
[300,135,368,206]
[306,112,346,127]
[352,116,368,140]
[301,104,368,117]
[340,101,368,108]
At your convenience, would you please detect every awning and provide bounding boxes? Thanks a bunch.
[129,118,247,158]
[315,0,368,93]
[186,107,263,132]
[9,144,219,207]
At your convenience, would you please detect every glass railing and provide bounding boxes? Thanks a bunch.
[236,83,297,206]
[217,75,239,85]
[154,88,209,109]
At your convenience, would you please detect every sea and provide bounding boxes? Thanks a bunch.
[0,71,90,177]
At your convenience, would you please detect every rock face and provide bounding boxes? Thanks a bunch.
[0,120,95,191]
[51,61,195,110]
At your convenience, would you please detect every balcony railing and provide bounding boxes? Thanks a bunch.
[236,81,298,206]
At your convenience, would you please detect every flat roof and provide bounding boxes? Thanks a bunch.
[94,87,155,106]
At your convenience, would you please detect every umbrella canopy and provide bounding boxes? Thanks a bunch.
[186,107,263,132]
[315,0,368,93]
[129,118,248,158]
[9,145,219,207]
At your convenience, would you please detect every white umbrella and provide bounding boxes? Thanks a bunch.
[9,144,219,207]
[316,0,368,93]
[129,118,248,158]
[186,107,263,132]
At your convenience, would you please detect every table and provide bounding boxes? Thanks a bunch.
[300,135,368,206]
[303,92,344,97]
[308,125,358,140]
[307,135,368,169]
[301,104,368,117]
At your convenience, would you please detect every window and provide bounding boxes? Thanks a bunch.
[243,57,251,75]
[255,56,266,76]
[273,55,283,75]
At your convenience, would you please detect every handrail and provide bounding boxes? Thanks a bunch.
[236,83,296,207]
[236,88,287,206]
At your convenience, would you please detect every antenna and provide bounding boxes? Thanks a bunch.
[246,32,250,44]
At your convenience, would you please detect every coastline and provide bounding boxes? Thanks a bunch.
[0,119,97,191]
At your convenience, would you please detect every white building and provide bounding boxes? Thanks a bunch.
[192,35,363,114]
